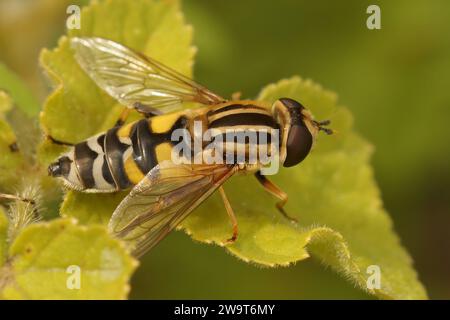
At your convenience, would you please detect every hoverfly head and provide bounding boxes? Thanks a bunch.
[272,97,332,167]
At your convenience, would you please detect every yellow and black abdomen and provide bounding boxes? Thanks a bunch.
[49,114,188,192]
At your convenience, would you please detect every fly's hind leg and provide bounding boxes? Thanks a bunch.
[254,171,298,223]
[115,103,162,127]
[219,186,238,244]
[115,102,163,127]
[114,107,131,127]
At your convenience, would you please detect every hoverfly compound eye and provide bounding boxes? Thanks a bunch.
[275,98,314,167]
[284,124,313,167]
[279,98,305,112]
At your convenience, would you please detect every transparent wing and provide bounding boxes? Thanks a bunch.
[71,37,225,113]
[108,161,236,257]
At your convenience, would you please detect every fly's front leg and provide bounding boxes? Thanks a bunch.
[254,170,298,223]
[219,186,238,244]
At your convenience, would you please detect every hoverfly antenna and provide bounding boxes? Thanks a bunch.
[314,120,333,135]
[320,127,334,135]
[317,120,331,126]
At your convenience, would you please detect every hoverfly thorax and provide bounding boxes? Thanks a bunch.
[272,98,332,167]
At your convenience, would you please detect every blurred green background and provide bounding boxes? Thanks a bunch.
[0,0,449,299]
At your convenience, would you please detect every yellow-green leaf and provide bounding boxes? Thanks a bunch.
[0,218,137,299]
[0,208,8,267]
[61,191,127,225]
[0,91,26,191]
[0,63,40,117]
[179,76,427,299]
[0,90,13,114]
[40,0,195,217]
[39,0,194,147]
[38,0,427,300]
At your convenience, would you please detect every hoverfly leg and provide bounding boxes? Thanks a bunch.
[133,102,163,118]
[219,186,238,244]
[277,203,298,224]
[114,104,161,127]
[114,108,131,127]
[47,135,74,146]
[254,171,298,224]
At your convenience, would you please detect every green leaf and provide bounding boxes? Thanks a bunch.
[0,208,8,267]
[0,91,26,192]
[39,0,194,147]
[61,191,128,225]
[0,90,13,114]
[39,0,195,213]
[0,218,137,299]
[38,0,426,299]
[180,77,427,299]
[0,90,62,221]
[0,63,40,117]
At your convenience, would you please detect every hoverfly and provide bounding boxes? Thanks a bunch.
[47,37,332,257]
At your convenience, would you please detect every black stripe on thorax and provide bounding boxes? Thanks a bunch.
[105,127,131,189]
[211,130,275,145]
[207,103,267,117]
[209,112,279,129]
[74,141,97,189]
[206,133,277,164]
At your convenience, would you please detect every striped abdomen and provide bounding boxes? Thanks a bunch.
[51,115,187,192]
